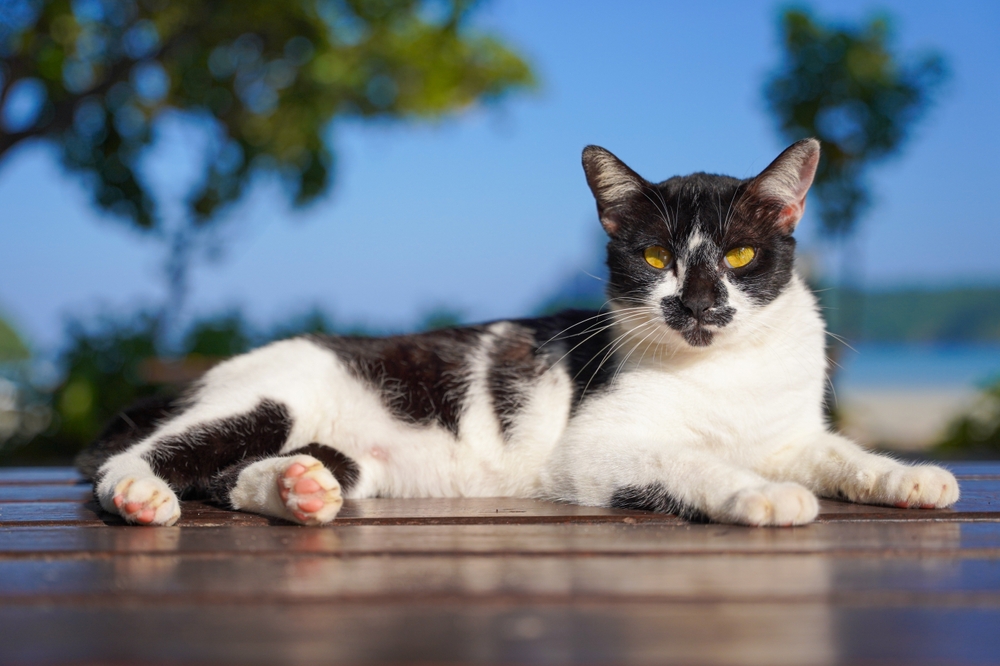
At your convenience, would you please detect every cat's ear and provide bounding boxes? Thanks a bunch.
[748,138,820,232]
[582,146,645,235]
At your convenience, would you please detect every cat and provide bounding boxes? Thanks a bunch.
[76,138,960,527]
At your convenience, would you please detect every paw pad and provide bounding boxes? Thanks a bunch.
[277,456,342,525]
[111,476,181,526]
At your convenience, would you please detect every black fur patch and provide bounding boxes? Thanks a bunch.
[75,395,182,483]
[287,443,361,492]
[144,399,292,495]
[515,310,619,408]
[206,458,260,508]
[609,483,707,522]
[309,329,481,437]
[486,325,549,440]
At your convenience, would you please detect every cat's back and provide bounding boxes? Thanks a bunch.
[184,310,618,497]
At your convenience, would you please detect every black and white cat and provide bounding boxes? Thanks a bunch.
[77,138,960,527]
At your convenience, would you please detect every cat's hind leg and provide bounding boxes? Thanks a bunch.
[209,444,360,525]
[97,458,182,526]
[93,398,295,526]
[765,431,960,509]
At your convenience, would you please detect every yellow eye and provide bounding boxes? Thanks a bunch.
[724,246,755,269]
[643,246,672,269]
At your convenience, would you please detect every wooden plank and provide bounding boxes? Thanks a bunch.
[2,521,998,558]
[942,461,1000,478]
[1,477,996,526]
[0,467,84,484]
[1,602,998,665]
[0,501,274,527]
[0,497,681,527]
[0,484,93,502]
[4,552,1000,602]
[334,497,682,525]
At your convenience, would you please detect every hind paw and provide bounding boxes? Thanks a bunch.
[112,476,181,526]
[277,455,342,525]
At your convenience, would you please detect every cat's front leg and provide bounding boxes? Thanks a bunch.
[566,448,820,526]
[765,432,960,509]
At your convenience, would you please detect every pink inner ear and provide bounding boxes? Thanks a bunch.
[779,201,804,230]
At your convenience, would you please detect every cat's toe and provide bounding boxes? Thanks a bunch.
[112,476,181,526]
[277,455,342,525]
[725,482,818,527]
[877,465,960,509]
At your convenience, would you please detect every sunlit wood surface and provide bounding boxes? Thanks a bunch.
[1,463,999,665]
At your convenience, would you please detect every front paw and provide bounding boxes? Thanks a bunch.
[722,482,818,527]
[855,465,960,509]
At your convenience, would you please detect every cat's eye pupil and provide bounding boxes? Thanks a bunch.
[724,246,755,269]
[643,246,672,270]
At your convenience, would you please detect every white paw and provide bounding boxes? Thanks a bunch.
[111,476,181,526]
[865,465,960,509]
[277,455,342,525]
[723,482,819,527]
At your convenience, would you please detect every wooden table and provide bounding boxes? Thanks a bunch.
[1,463,998,665]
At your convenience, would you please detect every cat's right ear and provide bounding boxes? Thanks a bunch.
[582,146,645,235]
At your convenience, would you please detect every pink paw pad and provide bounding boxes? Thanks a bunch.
[276,456,343,526]
[110,477,180,526]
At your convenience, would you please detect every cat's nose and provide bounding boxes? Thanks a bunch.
[681,293,715,321]
[680,267,720,322]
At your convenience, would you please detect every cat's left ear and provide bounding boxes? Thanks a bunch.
[749,138,820,232]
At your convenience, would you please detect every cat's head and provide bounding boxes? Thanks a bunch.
[582,139,819,348]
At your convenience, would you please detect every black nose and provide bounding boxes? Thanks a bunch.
[680,265,719,322]
[681,292,715,321]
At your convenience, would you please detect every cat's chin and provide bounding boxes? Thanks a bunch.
[681,326,715,347]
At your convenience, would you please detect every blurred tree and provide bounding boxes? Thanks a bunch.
[765,8,947,239]
[0,0,534,227]
[0,316,30,362]
[935,379,1000,459]
[0,0,534,341]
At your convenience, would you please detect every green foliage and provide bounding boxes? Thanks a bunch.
[765,8,947,237]
[418,307,464,331]
[935,380,1000,458]
[0,316,30,362]
[45,313,162,456]
[182,312,252,356]
[0,0,534,228]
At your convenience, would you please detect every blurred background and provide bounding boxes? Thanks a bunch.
[1,0,999,464]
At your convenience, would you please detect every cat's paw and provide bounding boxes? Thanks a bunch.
[277,455,343,525]
[859,465,960,509]
[111,476,181,526]
[723,482,818,527]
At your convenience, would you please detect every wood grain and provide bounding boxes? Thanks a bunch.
[1,521,996,557]
[0,465,998,665]
[1,602,998,666]
[4,552,1000,603]
[2,479,996,526]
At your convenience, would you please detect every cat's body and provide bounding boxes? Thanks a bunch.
[78,139,960,526]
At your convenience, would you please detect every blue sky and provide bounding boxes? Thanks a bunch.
[1,0,999,351]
